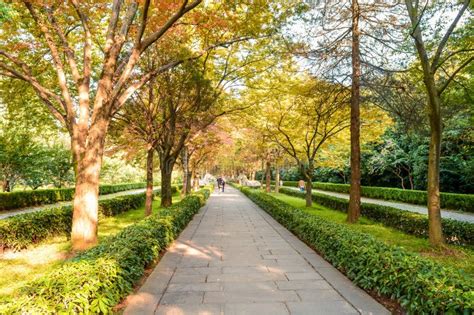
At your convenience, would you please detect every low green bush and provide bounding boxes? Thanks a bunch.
[0,189,167,251]
[276,181,474,212]
[240,187,474,314]
[0,189,210,314]
[0,182,153,211]
[278,187,474,246]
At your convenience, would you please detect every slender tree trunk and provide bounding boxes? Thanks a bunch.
[145,148,154,216]
[405,0,445,247]
[347,0,361,224]
[181,147,189,196]
[265,160,271,192]
[427,94,443,245]
[275,165,280,193]
[71,124,107,251]
[408,173,414,190]
[305,178,312,207]
[160,156,175,207]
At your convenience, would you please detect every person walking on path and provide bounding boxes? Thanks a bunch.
[298,179,305,192]
[221,178,226,192]
[217,177,222,192]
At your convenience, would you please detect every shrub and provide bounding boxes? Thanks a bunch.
[276,181,474,212]
[240,187,474,314]
[0,182,152,211]
[278,187,474,246]
[0,189,210,314]
[0,189,164,251]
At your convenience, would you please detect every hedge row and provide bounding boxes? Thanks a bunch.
[240,187,473,314]
[276,181,474,212]
[0,189,210,314]
[278,187,474,246]
[0,182,151,211]
[0,186,179,251]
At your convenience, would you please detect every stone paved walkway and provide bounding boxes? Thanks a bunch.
[124,186,388,315]
[286,187,474,223]
[0,187,158,220]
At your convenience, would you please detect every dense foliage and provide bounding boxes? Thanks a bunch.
[239,187,474,314]
[275,181,474,212]
[0,187,179,250]
[0,182,151,211]
[278,187,474,246]
[0,189,210,314]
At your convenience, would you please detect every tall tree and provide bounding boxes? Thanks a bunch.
[264,78,351,206]
[404,0,472,246]
[0,0,204,250]
[347,0,362,223]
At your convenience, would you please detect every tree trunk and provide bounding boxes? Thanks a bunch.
[348,0,361,224]
[275,165,280,193]
[2,180,10,192]
[145,148,154,216]
[181,146,189,196]
[408,173,414,190]
[427,94,443,245]
[265,161,271,193]
[192,169,200,191]
[70,121,107,251]
[160,157,175,207]
[305,178,312,207]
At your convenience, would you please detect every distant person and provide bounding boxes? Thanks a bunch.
[221,178,226,192]
[217,177,222,191]
[298,179,305,192]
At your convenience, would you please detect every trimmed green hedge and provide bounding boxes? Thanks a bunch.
[0,189,210,314]
[0,187,178,251]
[276,181,474,212]
[240,187,474,314]
[278,187,474,246]
[0,182,151,211]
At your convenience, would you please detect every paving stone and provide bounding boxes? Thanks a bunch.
[207,273,286,283]
[285,272,322,281]
[224,303,289,315]
[287,302,359,315]
[160,291,204,304]
[203,289,300,303]
[174,267,221,275]
[296,289,345,302]
[169,274,206,283]
[166,283,222,292]
[222,281,277,291]
[155,304,223,315]
[276,280,332,290]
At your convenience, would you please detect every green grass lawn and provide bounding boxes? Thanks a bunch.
[0,195,180,298]
[271,193,474,275]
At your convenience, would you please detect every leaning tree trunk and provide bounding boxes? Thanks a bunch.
[145,148,154,217]
[160,156,175,207]
[265,161,271,193]
[71,124,107,251]
[348,0,361,224]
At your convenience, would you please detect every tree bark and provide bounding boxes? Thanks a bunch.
[70,124,106,250]
[160,157,175,207]
[348,0,361,224]
[275,165,280,193]
[305,178,313,207]
[181,146,190,196]
[265,160,271,192]
[145,148,154,216]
